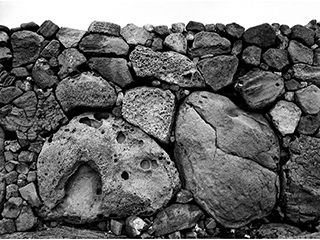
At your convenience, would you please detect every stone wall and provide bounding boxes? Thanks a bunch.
[0,19,320,238]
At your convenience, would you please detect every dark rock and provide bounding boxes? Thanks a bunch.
[186,21,205,32]
[37,20,59,39]
[285,135,320,224]
[256,223,302,238]
[262,48,289,71]
[0,70,15,86]
[297,113,320,135]
[13,91,37,118]
[293,64,320,87]
[122,87,176,144]
[20,22,39,31]
[0,25,10,35]
[290,24,315,47]
[205,23,215,32]
[0,87,23,104]
[56,27,86,48]
[154,25,170,38]
[175,189,193,203]
[19,182,41,207]
[0,181,5,203]
[242,45,261,66]
[11,67,28,78]
[0,219,16,234]
[231,39,243,56]
[188,32,231,58]
[285,79,302,91]
[40,39,61,58]
[11,30,44,67]
[313,48,320,66]
[280,24,291,36]
[16,162,28,174]
[215,23,226,35]
[88,21,121,36]
[288,40,313,64]
[295,84,320,114]
[0,47,12,63]
[37,113,180,222]
[225,22,245,38]
[79,34,129,56]
[125,216,148,237]
[88,57,134,88]
[57,48,86,79]
[120,24,154,46]
[164,33,187,54]
[110,219,123,236]
[55,72,116,113]
[129,45,205,88]
[152,204,203,236]
[242,23,277,48]
[15,205,37,231]
[1,197,22,219]
[174,91,279,228]
[0,31,9,47]
[197,55,238,91]
[235,69,284,109]
[32,58,58,89]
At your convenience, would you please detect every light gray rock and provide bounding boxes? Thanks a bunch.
[15,205,37,231]
[19,182,41,207]
[288,40,313,64]
[129,45,205,88]
[174,91,279,228]
[56,27,86,48]
[125,216,148,237]
[88,21,120,36]
[122,87,176,144]
[262,48,289,71]
[295,85,320,114]
[293,64,320,87]
[37,113,180,223]
[57,48,86,79]
[0,31,9,46]
[164,33,187,54]
[0,47,12,63]
[120,23,154,46]
[110,219,123,236]
[242,45,261,66]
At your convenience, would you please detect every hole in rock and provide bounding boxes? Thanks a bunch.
[79,117,102,129]
[275,82,280,87]
[121,171,129,180]
[140,159,151,169]
[183,73,192,80]
[93,112,109,121]
[116,131,126,143]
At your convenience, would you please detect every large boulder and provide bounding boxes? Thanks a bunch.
[174,91,279,228]
[129,45,205,88]
[37,113,180,223]
[242,23,276,48]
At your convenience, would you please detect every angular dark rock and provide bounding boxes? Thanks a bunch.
[262,48,289,71]
[242,45,261,66]
[120,24,154,46]
[40,39,61,58]
[32,58,58,89]
[0,31,9,47]
[288,40,313,64]
[57,48,86,79]
[280,24,291,36]
[242,23,276,48]
[164,33,187,54]
[293,64,320,87]
[290,24,315,47]
[186,21,205,32]
[154,25,171,38]
[0,87,23,104]
[225,22,245,38]
[0,47,12,63]
[20,22,39,31]
[297,113,320,135]
[285,79,301,91]
[37,20,59,39]
[197,55,238,91]
[56,27,86,48]
[88,21,121,36]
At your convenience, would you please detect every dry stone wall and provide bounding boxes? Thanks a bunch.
[0,19,320,238]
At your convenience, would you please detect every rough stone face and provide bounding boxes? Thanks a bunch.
[11,67,28,78]
[15,205,37,231]
[20,21,39,31]
[293,64,320,87]
[197,55,239,91]
[0,31,9,46]
[0,219,16,234]
[235,69,284,109]
[295,85,320,114]
[242,23,277,48]
[285,135,320,224]
[0,47,12,63]
[120,24,154,46]
[110,219,123,236]
[122,87,176,144]
[171,23,185,33]
[55,72,116,113]
[290,24,315,47]
[188,32,231,58]
[125,216,148,237]
[37,113,180,222]
[19,182,41,207]
[32,58,58,89]
[57,48,87,79]
[0,87,23,104]
[11,30,44,67]
[186,21,205,32]
[225,22,245,38]
[129,45,205,88]
[154,25,170,38]
[174,91,279,228]
[152,204,204,237]
[88,21,121,36]
[288,40,313,65]
[242,45,262,66]
[2,197,22,219]
[79,34,129,56]
[176,189,193,203]
[164,33,187,54]
[40,39,61,58]
[262,48,289,71]
[88,57,134,88]
[56,27,86,48]
[297,114,320,135]
[269,100,302,136]
[37,20,59,38]
[256,223,302,238]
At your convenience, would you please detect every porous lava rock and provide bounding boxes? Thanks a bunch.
[37,113,180,223]
[174,91,279,228]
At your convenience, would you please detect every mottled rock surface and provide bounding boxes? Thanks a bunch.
[37,20,59,39]
[256,223,302,238]
[57,48,86,79]
[242,46,261,66]
[163,33,187,54]
[293,64,320,87]
[295,85,320,114]
[15,205,37,231]
[290,24,315,47]
[243,23,276,48]
[0,47,12,63]
[120,24,154,46]
[32,58,58,89]
[56,27,86,48]
[288,40,313,64]
[262,48,289,70]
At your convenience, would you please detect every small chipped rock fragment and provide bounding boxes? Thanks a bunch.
[125,216,148,237]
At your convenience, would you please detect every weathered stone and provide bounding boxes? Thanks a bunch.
[285,135,320,224]
[79,34,129,56]
[176,189,193,203]
[0,31,9,47]
[32,58,58,89]
[125,216,148,237]
[205,23,215,32]
[37,113,180,222]
[37,20,59,38]
[0,47,12,63]
[55,72,116,113]
[225,22,245,38]
[280,24,291,36]
[27,171,37,182]
[0,87,23,105]
[11,67,28,78]
[186,21,205,32]
[13,91,37,119]
[288,40,313,64]
[0,70,15,87]
[293,64,320,87]
[262,48,289,71]
[122,87,175,144]
[242,23,277,48]
[152,204,203,237]
[164,33,187,54]
[242,45,261,66]
[0,25,10,35]
[6,184,19,199]
[151,37,163,51]
[56,27,86,48]
[285,79,301,91]
[235,69,284,109]
[18,151,36,163]
[20,21,39,31]
[16,162,28,174]
[188,32,231,58]
[269,100,302,136]
[2,197,22,219]
[88,21,121,36]
[313,48,320,66]
[297,114,320,135]
[284,91,295,101]
[171,23,185,33]
[174,91,279,228]
[197,55,238,91]
[88,57,134,88]
[57,48,86,79]
[215,23,226,35]
[295,85,320,114]
[5,171,18,185]
[110,219,123,236]
[15,205,37,231]
[256,223,302,238]
[120,24,154,46]
[19,182,41,207]
[0,219,16,234]
[154,25,170,38]
[40,39,61,58]
[11,30,44,67]
[231,39,243,56]
[129,45,205,88]
[290,24,315,47]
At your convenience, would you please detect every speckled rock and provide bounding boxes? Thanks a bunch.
[32,58,58,89]
[125,216,148,237]
[242,45,261,66]
[164,33,187,54]
[0,219,16,234]
[122,87,176,144]
[0,31,9,47]
[262,48,289,71]
[57,48,87,79]
[15,205,37,231]
[88,21,121,36]
[288,40,313,65]
[243,23,276,48]
[297,114,320,135]
[293,64,320,87]
[56,27,86,48]
[174,91,279,228]
[19,182,41,207]
[295,85,320,114]
[120,24,154,46]
[37,113,180,222]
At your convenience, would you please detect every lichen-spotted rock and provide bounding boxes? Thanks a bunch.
[37,113,180,223]
[174,91,279,228]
